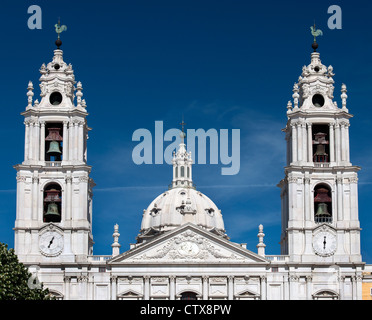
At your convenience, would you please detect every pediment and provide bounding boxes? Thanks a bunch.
[109,223,269,264]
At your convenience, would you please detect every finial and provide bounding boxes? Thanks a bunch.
[256,224,266,257]
[27,81,34,108]
[111,224,121,257]
[180,116,186,142]
[310,22,323,52]
[341,84,348,111]
[54,18,67,48]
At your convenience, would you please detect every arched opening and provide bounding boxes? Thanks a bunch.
[187,167,190,178]
[180,291,198,300]
[45,123,63,162]
[312,124,329,163]
[313,290,339,300]
[181,166,185,177]
[43,183,62,223]
[314,184,332,224]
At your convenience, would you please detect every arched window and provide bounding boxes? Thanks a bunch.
[180,291,198,300]
[314,184,332,224]
[187,167,190,178]
[181,166,185,177]
[175,167,178,178]
[43,183,62,223]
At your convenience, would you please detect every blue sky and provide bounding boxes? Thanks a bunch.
[1,0,372,262]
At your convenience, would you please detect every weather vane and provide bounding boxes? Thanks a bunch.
[180,116,186,141]
[55,18,67,39]
[310,22,323,52]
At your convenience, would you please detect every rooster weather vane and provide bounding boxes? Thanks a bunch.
[310,23,323,52]
[54,19,67,48]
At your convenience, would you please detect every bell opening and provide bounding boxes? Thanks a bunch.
[45,123,63,162]
[314,184,332,224]
[43,183,62,223]
[312,125,330,163]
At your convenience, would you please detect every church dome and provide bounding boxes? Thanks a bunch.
[137,123,227,243]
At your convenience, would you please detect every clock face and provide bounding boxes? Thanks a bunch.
[178,241,200,256]
[313,231,337,257]
[39,231,64,257]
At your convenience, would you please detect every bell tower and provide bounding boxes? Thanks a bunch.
[278,30,362,263]
[14,25,95,263]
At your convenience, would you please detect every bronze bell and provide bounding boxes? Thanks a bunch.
[44,202,60,222]
[315,203,331,216]
[47,141,62,154]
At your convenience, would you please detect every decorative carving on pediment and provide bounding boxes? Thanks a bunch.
[131,230,246,261]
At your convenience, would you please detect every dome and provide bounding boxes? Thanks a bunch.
[136,123,227,243]
[138,187,226,243]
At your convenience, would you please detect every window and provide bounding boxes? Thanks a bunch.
[181,166,185,177]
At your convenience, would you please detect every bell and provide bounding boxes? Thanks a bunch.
[44,202,60,222]
[315,203,331,216]
[47,141,62,154]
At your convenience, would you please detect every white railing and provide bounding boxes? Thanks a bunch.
[265,255,290,262]
[87,255,112,262]
[45,161,62,167]
[314,162,330,168]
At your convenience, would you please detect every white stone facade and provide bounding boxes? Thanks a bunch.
[14,43,367,300]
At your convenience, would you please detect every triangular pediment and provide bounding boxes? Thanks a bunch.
[109,223,269,264]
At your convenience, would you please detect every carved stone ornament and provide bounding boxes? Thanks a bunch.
[132,230,246,261]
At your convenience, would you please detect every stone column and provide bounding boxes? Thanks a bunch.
[307,122,312,162]
[329,123,335,163]
[227,276,234,300]
[62,121,69,162]
[74,121,79,161]
[335,123,341,163]
[304,178,311,222]
[337,177,343,221]
[341,122,346,162]
[306,276,312,300]
[24,121,30,161]
[297,122,303,162]
[144,276,150,300]
[291,124,297,163]
[169,276,176,300]
[111,275,117,300]
[29,121,34,161]
[345,122,350,163]
[40,121,45,161]
[260,276,267,300]
[65,175,72,221]
[78,121,84,161]
[31,177,39,221]
[34,121,40,161]
[64,276,71,300]
[202,276,209,300]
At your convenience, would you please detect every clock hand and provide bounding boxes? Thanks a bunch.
[48,237,55,248]
[323,236,327,250]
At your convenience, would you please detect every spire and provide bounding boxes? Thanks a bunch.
[171,119,194,189]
